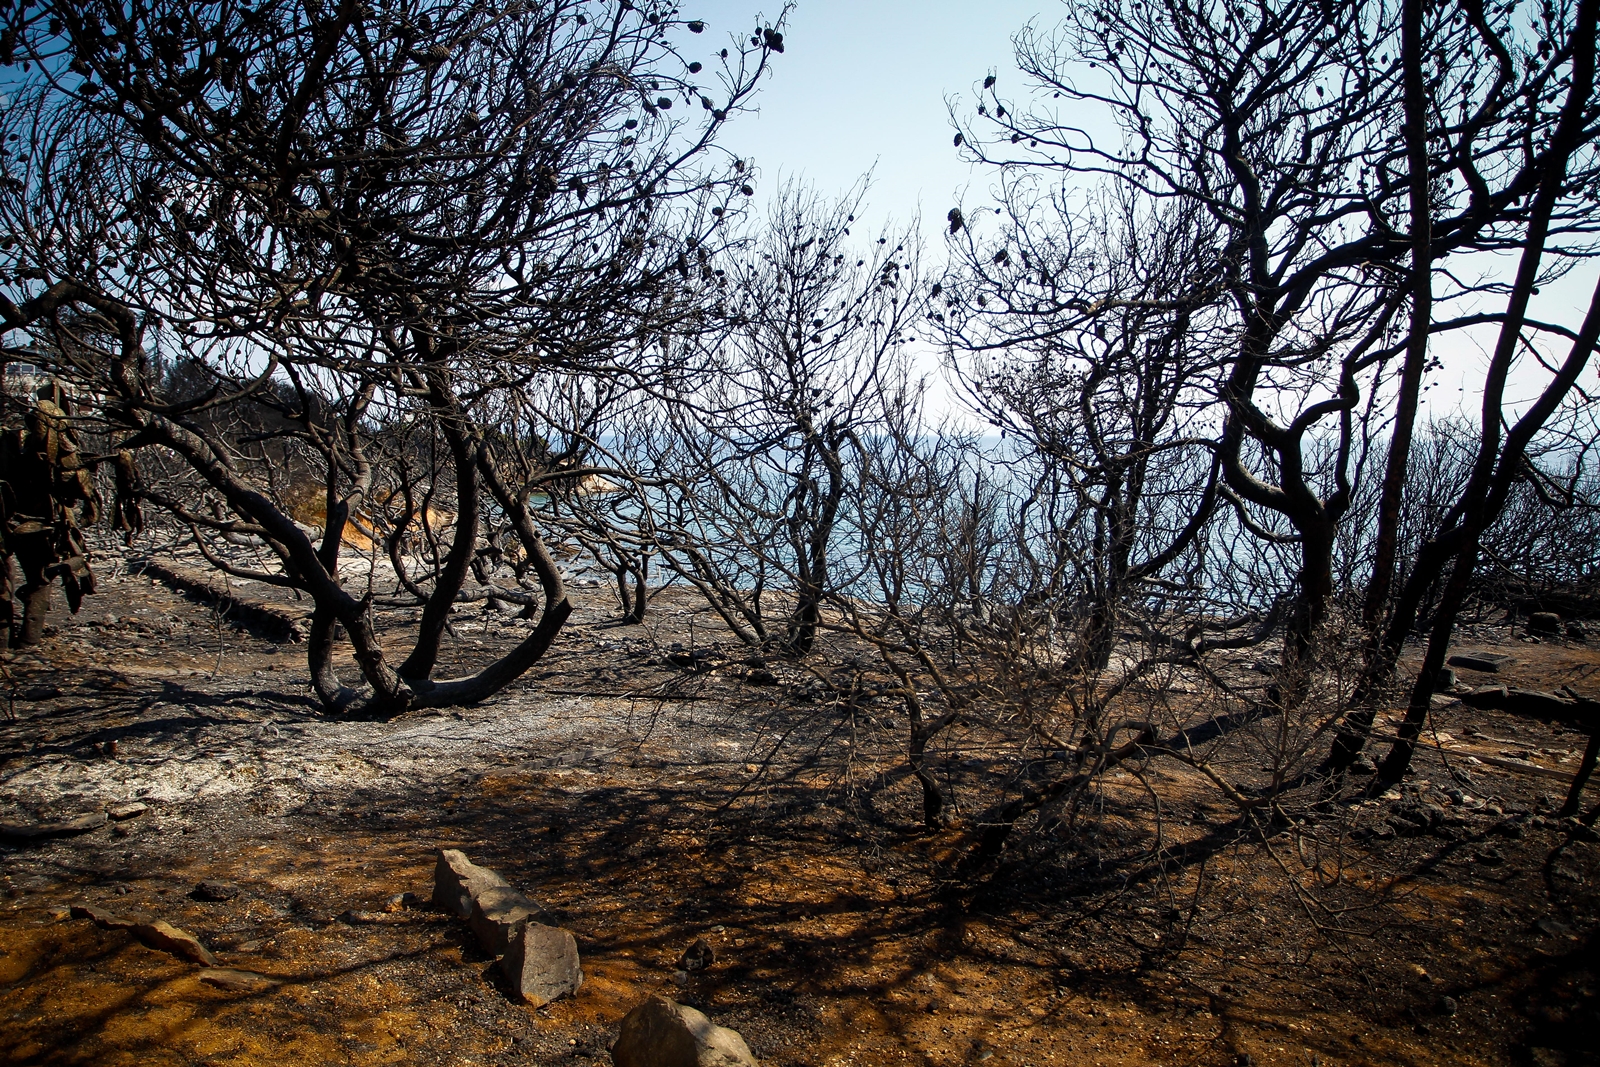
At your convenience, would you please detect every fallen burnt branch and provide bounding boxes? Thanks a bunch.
[127,558,306,643]
[962,699,1283,865]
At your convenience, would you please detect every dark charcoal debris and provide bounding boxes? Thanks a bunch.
[191,880,241,902]
[1528,612,1562,636]
[679,937,716,972]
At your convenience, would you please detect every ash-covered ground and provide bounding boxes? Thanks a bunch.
[1,547,1596,1067]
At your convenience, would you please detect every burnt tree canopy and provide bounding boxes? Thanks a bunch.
[949,0,1600,712]
[0,0,784,714]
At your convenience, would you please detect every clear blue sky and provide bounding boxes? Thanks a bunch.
[684,0,1059,247]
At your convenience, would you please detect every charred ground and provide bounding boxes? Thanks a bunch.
[0,552,1596,1067]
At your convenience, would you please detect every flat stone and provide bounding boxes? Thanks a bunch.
[71,904,140,930]
[75,907,217,965]
[0,812,107,841]
[499,922,582,1007]
[1447,652,1515,674]
[431,849,509,919]
[612,995,758,1067]
[469,884,548,958]
[200,968,279,992]
[133,920,218,966]
[107,803,148,821]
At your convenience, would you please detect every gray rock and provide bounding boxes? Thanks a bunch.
[1529,612,1562,636]
[612,995,758,1067]
[1434,668,1457,691]
[107,802,148,821]
[469,883,548,958]
[1566,621,1587,641]
[499,921,582,1006]
[432,848,510,919]
[1350,753,1378,775]
[434,848,579,989]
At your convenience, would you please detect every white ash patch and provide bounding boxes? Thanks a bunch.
[0,688,676,823]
